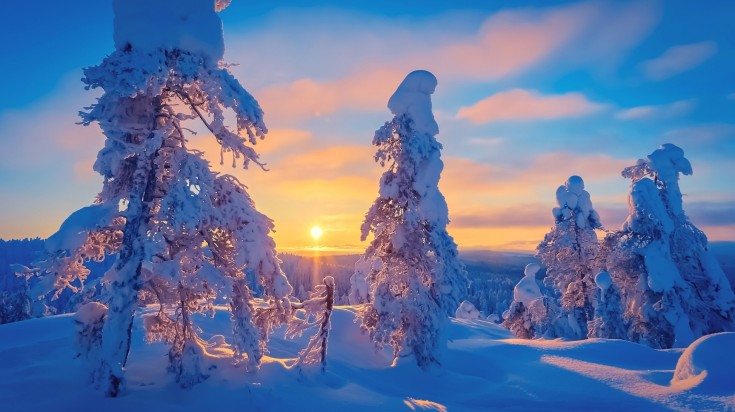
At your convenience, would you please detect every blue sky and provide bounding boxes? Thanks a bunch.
[0,0,733,251]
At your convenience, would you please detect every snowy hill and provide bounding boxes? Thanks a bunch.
[1,306,732,411]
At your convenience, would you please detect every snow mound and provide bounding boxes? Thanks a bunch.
[514,264,542,306]
[113,0,225,61]
[387,70,439,136]
[455,300,481,320]
[672,332,735,394]
[73,302,108,325]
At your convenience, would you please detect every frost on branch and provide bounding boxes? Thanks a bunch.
[599,144,735,348]
[356,70,467,370]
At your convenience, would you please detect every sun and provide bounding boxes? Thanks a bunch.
[310,225,324,241]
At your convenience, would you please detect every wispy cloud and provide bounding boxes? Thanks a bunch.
[615,99,697,120]
[640,41,718,81]
[236,1,658,123]
[456,89,605,124]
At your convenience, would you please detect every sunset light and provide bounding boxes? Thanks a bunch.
[0,1,733,410]
[310,225,324,241]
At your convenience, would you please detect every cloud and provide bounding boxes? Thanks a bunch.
[663,124,735,146]
[615,99,697,120]
[451,204,551,228]
[456,89,606,124]
[234,1,658,123]
[640,41,718,81]
[258,69,404,122]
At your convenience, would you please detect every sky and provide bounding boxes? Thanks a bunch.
[0,0,734,253]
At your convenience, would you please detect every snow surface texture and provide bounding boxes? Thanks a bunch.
[113,0,225,62]
[0,307,732,411]
[671,332,735,395]
[387,70,439,136]
[513,263,542,306]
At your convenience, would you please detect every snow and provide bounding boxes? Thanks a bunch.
[0,307,732,411]
[387,70,439,136]
[113,0,225,62]
[552,176,601,229]
[513,264,542,306]
[45,204,117,253]
[595,271,612,291]
[672,332,735,395]
[455,300,481,320]
[74,302,108,325]
[646,143,692,186]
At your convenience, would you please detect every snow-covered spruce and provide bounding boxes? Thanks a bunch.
[74,302,108,383]
[356,70,467,369]
[599,144,735,348]
[587,271,627,340]
[502,263,560,339]
[30,0,292,395]
[506,176,602,340]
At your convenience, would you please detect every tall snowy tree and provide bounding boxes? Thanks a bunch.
[30,0,292,395]
[536,176,602,339]
[599,144,735,348]
[356,70,467,369]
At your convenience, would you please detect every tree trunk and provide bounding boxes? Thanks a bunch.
[100,98,162,397]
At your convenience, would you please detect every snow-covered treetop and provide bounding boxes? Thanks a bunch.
[387,70,439,136]
[113,0,227,62]
[622,143,692,185]
[513,263,542,306]
[595,271,611,291]
[552,175,602,229]
[622,143,692,217]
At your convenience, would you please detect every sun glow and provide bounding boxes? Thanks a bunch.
[310,225,324,241]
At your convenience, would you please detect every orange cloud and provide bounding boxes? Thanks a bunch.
[456,89,605,124]
[245,1,657,123]
[259,69,404,122]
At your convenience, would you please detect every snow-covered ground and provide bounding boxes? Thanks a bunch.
[0,306,732,412]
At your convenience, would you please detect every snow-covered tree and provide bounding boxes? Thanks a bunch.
[286,276,335,374]
[455,300,482,320]
[357,70,467,369]
[348,256,371,305]
[74,302,108,383]
[30,0,292,395]
[503,263,563,339]
[586,271,627,340]
[536,176,602,339]
[599,144,735,348]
